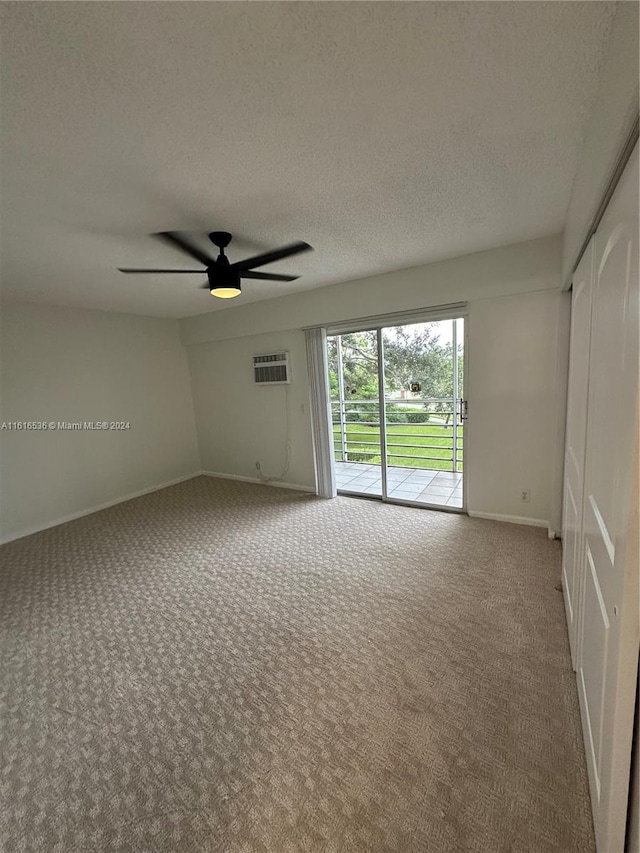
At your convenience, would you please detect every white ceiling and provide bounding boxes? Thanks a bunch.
[1,2,616,319]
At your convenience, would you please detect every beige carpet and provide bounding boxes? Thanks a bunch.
[0,476,594,852]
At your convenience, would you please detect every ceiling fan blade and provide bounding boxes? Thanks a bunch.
[119,268,205,274]
[156,231,213,267]
[241,271,299,281]
[233,242,312,271]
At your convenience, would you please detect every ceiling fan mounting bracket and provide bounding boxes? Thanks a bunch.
[209,231,232,250]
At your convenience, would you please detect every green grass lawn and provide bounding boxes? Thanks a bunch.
[332,422,464,472]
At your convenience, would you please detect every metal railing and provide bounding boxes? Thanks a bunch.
[331,397,464,472]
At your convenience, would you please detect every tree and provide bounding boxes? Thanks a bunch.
[382,326,452,399]
[328,324,463,418]
[327,331,378,400]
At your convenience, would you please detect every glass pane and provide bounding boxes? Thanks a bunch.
[327,331,382,496]
[382,319,464,507]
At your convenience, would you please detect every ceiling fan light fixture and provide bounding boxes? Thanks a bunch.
[208,266,241,298]
[210,285,241,299]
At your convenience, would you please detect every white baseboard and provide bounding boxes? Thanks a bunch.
[467,510,549,529]
[2,474,550,545]
[0,472,202,545]
[202,470,316,493]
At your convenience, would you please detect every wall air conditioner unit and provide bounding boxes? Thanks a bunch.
[253,352,291,385]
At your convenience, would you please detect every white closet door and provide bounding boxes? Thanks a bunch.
[562,239,594,670]
[577,144,639,853]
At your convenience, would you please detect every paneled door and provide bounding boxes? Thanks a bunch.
[561,240,594,670]
[577,144,638,853]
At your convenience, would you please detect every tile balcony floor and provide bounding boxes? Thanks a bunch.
[335,462,463,509]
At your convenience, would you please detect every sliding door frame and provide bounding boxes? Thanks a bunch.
[377,329,389,501]
[311,304,469,512]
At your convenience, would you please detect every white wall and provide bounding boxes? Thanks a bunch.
[183,236,566,526]
[466,290,565,524]
[0,302,200,542]
[182,235,562,346]
[187,329,315,489]
[0,236,565,538]
[562,1,639,284]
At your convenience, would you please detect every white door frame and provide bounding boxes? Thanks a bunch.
[562,240,594,670]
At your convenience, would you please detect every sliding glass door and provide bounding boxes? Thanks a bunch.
[327,316,466,511]
[327,330,382,497]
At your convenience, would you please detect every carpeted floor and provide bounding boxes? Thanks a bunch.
[0,476,594,852]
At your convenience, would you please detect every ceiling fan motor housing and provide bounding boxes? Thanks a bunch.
[208,264,241,293]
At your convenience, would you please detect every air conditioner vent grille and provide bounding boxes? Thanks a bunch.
[253,352,290,385]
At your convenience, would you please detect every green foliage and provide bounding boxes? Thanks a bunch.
[344,402,378,423]
[327,330,379,401]
[328,323,463,403]
[406,410,430,423]
[383,325,453,398]
[346,451,376,463]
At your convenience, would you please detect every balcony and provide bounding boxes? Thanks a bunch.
[335,462,463,507]
[332,397,464,509]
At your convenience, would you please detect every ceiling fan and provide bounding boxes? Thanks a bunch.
[118,231,313,299]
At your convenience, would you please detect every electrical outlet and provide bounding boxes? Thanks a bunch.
[521,489,531,503]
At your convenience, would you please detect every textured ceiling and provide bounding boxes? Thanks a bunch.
[1,1,615,319]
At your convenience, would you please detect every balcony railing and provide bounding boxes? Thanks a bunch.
[331,397,464,473]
